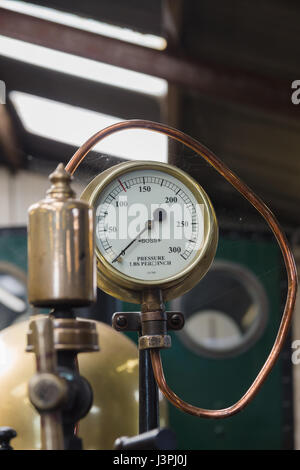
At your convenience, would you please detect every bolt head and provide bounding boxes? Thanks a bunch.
[170,314,183,328]
[116,316,127,328]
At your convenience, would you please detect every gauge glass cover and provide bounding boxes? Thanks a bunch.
[95,168,204,282]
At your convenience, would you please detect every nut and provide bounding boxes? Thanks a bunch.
[139,335,171,350]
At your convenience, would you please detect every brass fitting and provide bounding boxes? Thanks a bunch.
[27,163,96,307]
[139,335,171,350]
[27,317,99,353]
[138,289,171,351]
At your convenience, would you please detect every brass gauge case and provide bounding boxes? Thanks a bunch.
[81,161,218,303]
[28,164,96,307]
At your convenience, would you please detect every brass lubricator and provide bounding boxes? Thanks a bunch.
[28,163,95,307]
[27,164,99,450]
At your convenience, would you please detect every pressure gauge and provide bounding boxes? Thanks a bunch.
[81,161,218,303]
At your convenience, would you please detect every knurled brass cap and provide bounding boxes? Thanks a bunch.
[27,318,99,353]
[47,163,75,199]
[139,335,171,350]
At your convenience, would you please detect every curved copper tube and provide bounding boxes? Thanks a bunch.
[66,119,298,419]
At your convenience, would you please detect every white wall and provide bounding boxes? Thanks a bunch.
[0,168,83,227]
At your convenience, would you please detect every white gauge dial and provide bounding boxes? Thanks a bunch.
[94,168,204,282]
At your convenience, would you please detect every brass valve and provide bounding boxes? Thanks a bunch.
[26,164,99,449]
[27,314,99,451]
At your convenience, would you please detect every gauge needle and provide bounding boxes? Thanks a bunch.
[112,219,153,263]
[111,209,166,263]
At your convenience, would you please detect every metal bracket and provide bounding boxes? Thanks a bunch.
[114,428,176,450]
[112,311,185,333]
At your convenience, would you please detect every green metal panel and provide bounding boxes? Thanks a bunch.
[0,228,27,271]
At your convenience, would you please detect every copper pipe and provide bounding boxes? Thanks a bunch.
[66,119,298,419]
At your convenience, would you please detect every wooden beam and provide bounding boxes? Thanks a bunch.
[0,98,24,170]
[22,0,162,36]
[0,7,297,119]
[0,56,160,121]
[161,0,184,128]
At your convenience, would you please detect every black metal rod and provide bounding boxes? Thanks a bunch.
[139,345,159,434]
[115,428,176,450]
